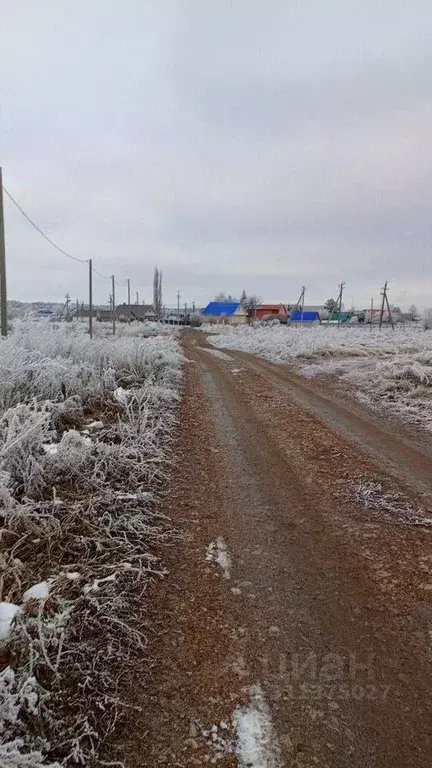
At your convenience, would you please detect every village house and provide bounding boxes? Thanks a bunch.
[289,310,321,325]
[202,301,249,324]
[115,304,157,322]
[254,304,288,322]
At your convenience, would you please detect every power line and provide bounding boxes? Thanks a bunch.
[92,267,127,288]
[92,266,112,280]
[2,186,87,264]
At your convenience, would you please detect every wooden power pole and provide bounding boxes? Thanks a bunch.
[112,275,116,335]
[88,259,93,339]
[379,281,395,331]
[289,285,305,323]
[328,282,345,326]
[337,282,345,328]
[0,168,7,336]
[127,278,131,306]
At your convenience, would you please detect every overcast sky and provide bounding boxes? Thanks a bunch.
[1,1,432,308]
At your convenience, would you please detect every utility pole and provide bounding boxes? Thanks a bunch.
[328,282,345,326]
[136,290,139,306]
[370,297,373,331]
[289,285,305,323]
[192,301,196,313]
[177,290,181,326]
[112,275,116,335]
[76,298,79,320]
[338,282,345,328]
[88,259,93,339]
[127,278,131,306]
[65,293,70,321]
[379,281,394,331]
[0,168,7,337]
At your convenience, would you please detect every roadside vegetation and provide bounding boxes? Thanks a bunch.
[208,324,432,430]
[0,321,181,767]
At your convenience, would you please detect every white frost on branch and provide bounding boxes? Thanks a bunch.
[0,603,21,640]
[0,320,183,766]
[22,581,52,603]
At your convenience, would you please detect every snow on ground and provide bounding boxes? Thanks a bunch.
[206,537,232,579]
[0,603,21,640]
[0,319,182,766]
[234,684,282,768]
[202,348,233,361]
[209,324,432,431]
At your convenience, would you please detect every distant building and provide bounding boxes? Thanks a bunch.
[74,308,97,320]
[37,309,57,318]
[116,304,157,322]
[364,308,402,324]
[289,311,321,325]
[288,304,329,320]
[326,311,352,324]
[202,302,249,325]
[96,309,113,322]
[254,304,288,322]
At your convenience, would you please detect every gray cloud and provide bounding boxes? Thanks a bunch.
[1,0,432,308]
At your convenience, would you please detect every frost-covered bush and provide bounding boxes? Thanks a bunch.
[1,321,181,407]
[210,323,431,362]
[0,403,54,498]
[0,320,182,765]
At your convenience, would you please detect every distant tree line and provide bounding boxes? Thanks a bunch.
[213,290,260,312]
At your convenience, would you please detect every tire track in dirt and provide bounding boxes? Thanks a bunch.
[111,332,432,767]
[224,347,432,493]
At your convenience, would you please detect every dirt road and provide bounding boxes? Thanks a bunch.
[117,331,432,767]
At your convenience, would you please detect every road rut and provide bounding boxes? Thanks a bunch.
[116,331,432,767]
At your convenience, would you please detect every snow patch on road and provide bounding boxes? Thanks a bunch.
[203,348,233,362]
[206,537,232,579]
[234,684,282,768]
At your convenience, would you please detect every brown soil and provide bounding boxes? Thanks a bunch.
[110,331,432,767]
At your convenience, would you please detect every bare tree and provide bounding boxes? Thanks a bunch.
[214,292,237,302]
[423,309,432,330]
[242,294,260,312]
[408,303,418,321]
[153,267,163,320]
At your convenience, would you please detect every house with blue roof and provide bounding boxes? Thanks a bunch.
[289,310,321,324]
[202,301,249,324]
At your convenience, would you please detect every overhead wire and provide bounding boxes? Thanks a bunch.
[3,185,130,291]
[3,186,88,264]
[92,267,127,288]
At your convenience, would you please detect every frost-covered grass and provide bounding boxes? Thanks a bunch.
[209,323,430,361]
[209,324,432,430]
[0,320,182,766]
[352,479,432,527]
